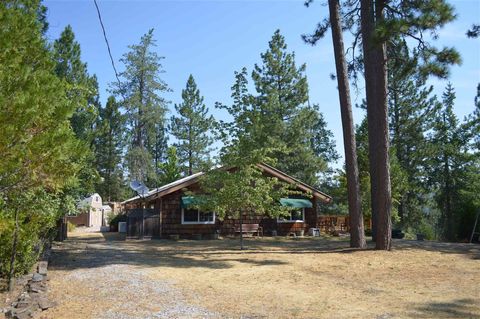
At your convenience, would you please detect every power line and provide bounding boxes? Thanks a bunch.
[93,0,122,92]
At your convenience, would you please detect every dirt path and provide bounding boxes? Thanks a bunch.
[41,232,480,319]
[41,233,218,319]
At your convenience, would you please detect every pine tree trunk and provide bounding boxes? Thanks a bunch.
[328,0,366,249]
[360,0,392,250]
[8,209,19,291]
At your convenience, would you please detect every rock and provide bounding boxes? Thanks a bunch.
[31,274,42,283]
[13,306,31,315]
[6,307,33,319]
[17,295,31,303]
[14,310,33,319]
[37,262,48,276]
[29,282,46,293]
[37,298,56,311]
[14,303,28,310]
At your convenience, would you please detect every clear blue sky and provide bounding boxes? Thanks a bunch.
[44,0,480,167]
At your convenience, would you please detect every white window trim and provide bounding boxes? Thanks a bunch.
[277,208,305,223]
[181,208,216,225]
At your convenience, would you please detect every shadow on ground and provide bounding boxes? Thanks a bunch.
[392,239,480,259]
[410,298,478,318]
[49,232,480,272]
[50,232,367,272]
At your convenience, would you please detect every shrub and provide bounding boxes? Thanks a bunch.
[0,190,61,279]
[416,222,435,240]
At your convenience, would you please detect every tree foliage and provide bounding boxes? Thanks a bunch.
[0,1,81,195]
[170,75,214,175]
[0,0,82,284]
[427,84,479,241]
[217,31,337,187]
[53,24,101,197]
[387,38,439,230]
[196,68,302,249]
[94,96,127,201]
[304,0,460,250]
[112,29,170,185]
[157,147,182,185]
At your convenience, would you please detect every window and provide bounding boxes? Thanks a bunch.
[278,208,305,223]
[181,208,215,224]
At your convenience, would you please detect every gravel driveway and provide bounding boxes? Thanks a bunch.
[41,232,219,319]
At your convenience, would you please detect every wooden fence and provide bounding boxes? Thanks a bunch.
[317,215,372,233]
[126,208,159,239]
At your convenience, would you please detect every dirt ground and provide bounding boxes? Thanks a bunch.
[39,232,480,319]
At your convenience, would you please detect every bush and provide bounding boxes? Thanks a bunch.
[404,222,436,240]
[416,222,435,240]
[0,190,61,279]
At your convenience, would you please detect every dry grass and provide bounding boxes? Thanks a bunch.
[41,232,480,319]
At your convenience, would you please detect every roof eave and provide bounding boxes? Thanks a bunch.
[256,163,332,203]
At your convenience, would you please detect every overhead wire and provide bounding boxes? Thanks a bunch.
[92,0,124,97]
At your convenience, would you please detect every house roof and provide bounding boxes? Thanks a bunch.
[256,163,332,203]
[78,193,102,208]
[121,172,204,205]
[121,164,332,205]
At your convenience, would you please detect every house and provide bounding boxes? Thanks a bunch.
[121,163,332,238]
[67,193,106,228]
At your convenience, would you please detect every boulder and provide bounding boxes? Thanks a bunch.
[31,274,42,283]
[37,298,56,311]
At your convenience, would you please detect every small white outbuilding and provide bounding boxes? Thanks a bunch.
[68,193,105,228]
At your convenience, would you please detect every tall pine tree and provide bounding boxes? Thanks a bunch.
[112,29,170,184]
[222,30,337,186]
[170,75,214,175]
[388,38,440,229]
[428,84,472,240]
[53,25,99,144]
[53,24,100,196]
[303,0,366,247]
